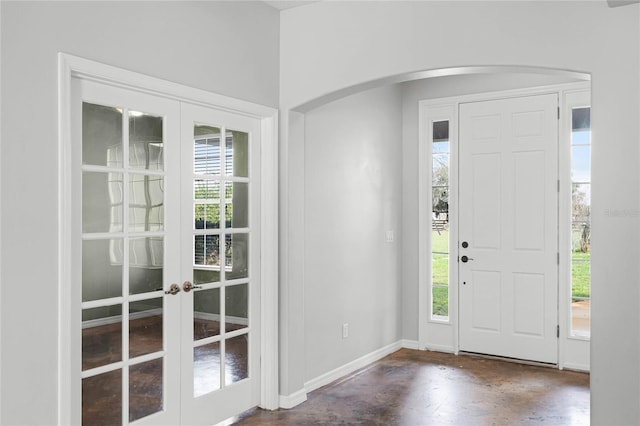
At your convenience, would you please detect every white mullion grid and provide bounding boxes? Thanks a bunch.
[82,164,165,178]
[218,126,229,390]
[122,107,131,426]
[82,360,124,379]
[219,284,227,389]
[128,350,165,367]
[82,296,124,310]
[192,334,222,348]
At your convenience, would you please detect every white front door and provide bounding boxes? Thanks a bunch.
[75,79,261,425]
[458,94,558,364]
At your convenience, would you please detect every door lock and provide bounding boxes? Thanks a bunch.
[183,281,202,293]
[461,255,474,263]
[165,283,180,295]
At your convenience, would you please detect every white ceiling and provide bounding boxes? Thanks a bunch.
[263,1,320,11]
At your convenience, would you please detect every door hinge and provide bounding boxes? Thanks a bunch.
[557,252,560,265]
[557,179,560,193]
[557,325,560,338]
[558,106,560,120]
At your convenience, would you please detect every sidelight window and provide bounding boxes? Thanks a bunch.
[431,120,450,320]
[570,107,591,338]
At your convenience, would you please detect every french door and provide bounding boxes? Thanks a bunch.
[458,94,558,364]
[74,79,261,425]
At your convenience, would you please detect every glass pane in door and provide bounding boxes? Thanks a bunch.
[83,369,122,426]
[82,99,170,424]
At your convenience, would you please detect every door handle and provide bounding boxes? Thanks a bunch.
[164,283,181,295]
[183,281,202,293]
[460,255,474,263]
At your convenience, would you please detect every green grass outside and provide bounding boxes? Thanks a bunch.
[430,230,590,314]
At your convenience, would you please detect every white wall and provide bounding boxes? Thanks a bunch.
[280,2,640,423]
[0,2,279,424]
[303,85,403,382]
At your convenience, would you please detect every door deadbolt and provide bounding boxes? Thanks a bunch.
[461,241,469,248]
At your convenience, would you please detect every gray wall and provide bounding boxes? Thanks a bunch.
[0,2,279,424]
[280,2,640,423]
[303,84,403,382]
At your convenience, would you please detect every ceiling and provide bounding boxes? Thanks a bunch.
[263,1,320,11]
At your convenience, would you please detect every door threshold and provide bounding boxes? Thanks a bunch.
[458,351,558,369]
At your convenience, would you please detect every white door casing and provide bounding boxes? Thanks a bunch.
[458,94,559,364]
[59,54,278,425]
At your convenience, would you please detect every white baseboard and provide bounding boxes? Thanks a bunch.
[562,362,590,372]
[279,388,308,409]
[424,343,455,353]
[401,339,419,350]
[304,340,402,395]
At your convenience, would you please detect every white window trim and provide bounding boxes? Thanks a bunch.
[417,81,591,371]
[57,53,279,424]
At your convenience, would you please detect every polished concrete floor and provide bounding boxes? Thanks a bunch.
[233,349,590,425]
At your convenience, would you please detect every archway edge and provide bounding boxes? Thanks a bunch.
[290,65,590,113]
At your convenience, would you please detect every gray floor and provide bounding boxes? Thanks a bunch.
[233,349,589,425]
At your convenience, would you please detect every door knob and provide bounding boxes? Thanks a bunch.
[461,255,474,263]
[165,283,180,295]
[183,281,202,293]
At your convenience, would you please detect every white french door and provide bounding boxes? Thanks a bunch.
[458,94,559,364]
[73,79,261,425]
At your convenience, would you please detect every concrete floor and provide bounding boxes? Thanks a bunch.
[232,349,589,425]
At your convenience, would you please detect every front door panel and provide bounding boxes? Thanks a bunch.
[458,94,558,364]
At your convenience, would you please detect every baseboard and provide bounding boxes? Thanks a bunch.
[401,339,419,350]
[82,308,163,329]
[304,341,403,394]
[279,388,308,409]
[562,362,590,372]
[424,343,455,353]
[194,311,248,326]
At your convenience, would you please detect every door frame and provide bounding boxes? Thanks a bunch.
[57,53,279,424]
[417,81,591,371]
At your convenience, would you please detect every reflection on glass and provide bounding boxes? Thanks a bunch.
[225,130,249,177]
[225,182,248,229]
[129,111,163,171]
[225,233,249,280]
[83,172,123,233]
[82,305,123,370]
[129,237,163,295]
[225,335,249,385]
[225,284,248,332]
[194,268,221,285]
[83,369,122,426]
[195,180,220,199]
[129,359,163,422]
[82,239,123,302]
[194,235,220,267]
[83,102,123,168]
[129,175,164,232]
[195,204,221,230]
[129,298,163,358]
[194,342,221,397]
[194,288,221,340]
[194,125,222,175]
[571,145,591,183]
